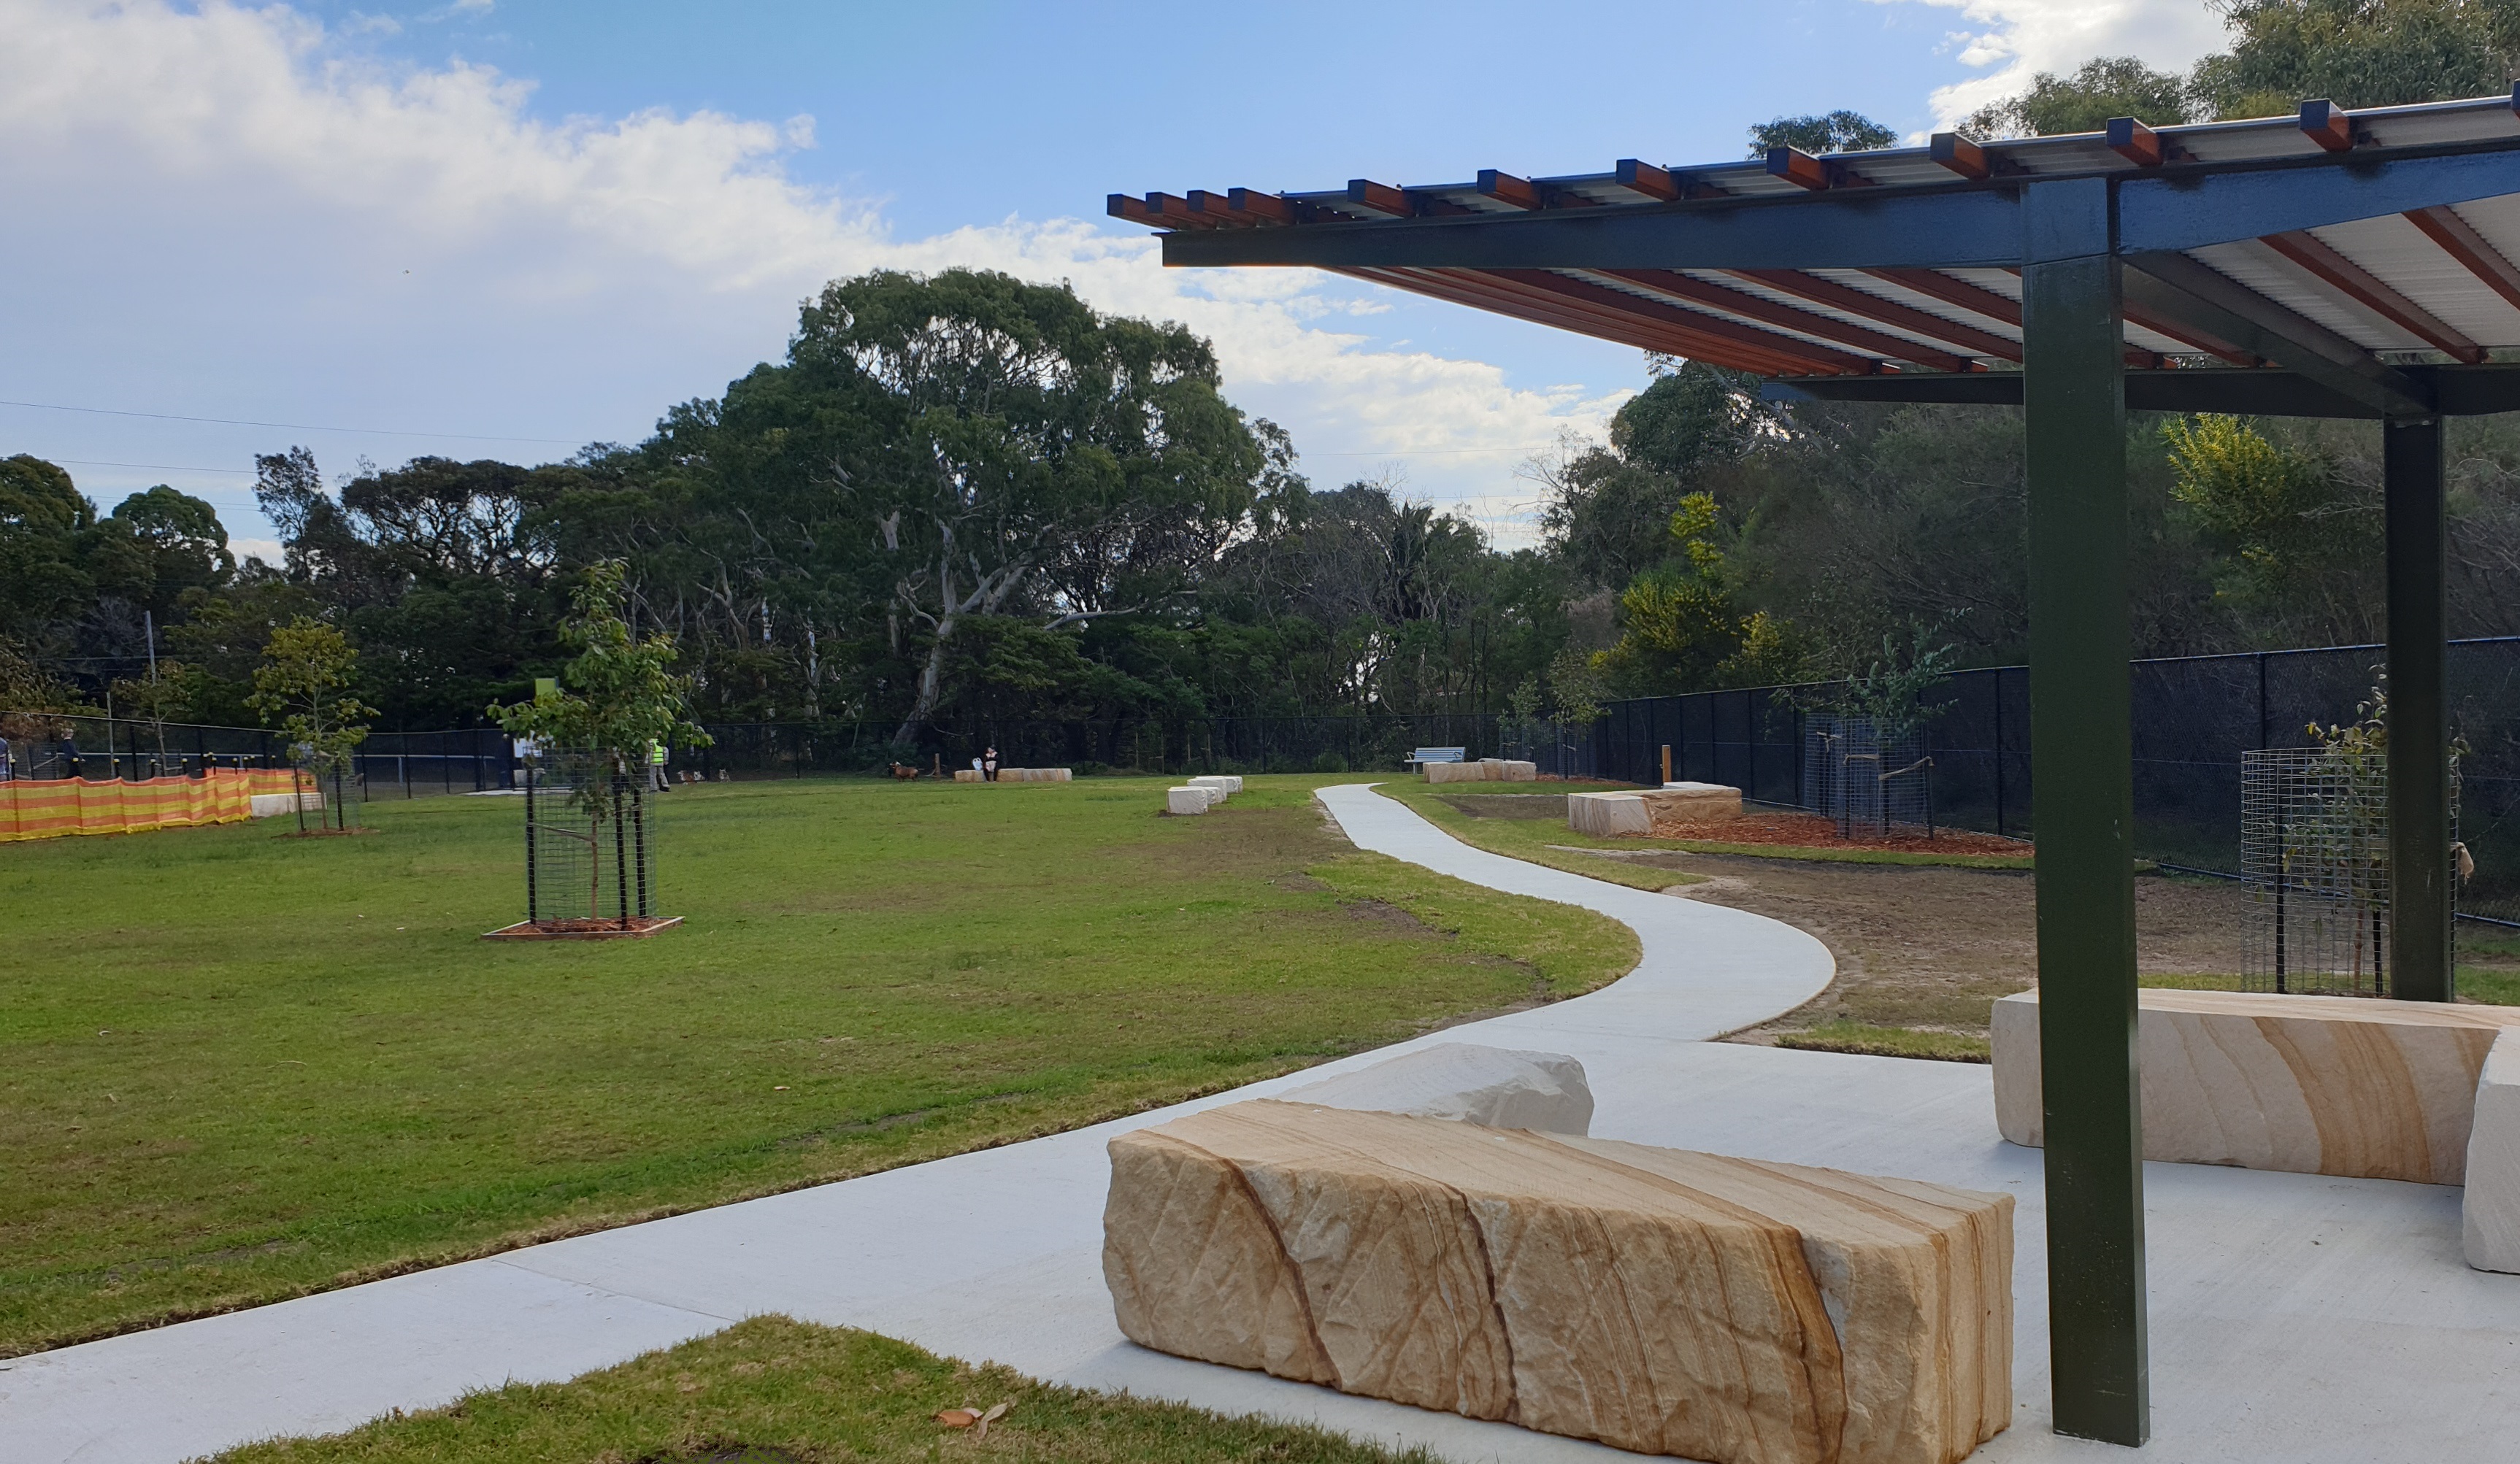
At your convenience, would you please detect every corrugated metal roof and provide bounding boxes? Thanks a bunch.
[1111,93,2520,388]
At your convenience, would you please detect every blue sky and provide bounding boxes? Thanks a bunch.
[0,1,2229,553]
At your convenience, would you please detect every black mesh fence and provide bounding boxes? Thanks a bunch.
[1550,636,2520,925]
[683,713,1509,780]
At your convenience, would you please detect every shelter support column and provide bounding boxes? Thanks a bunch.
[2386,415,2454,1001]
[2021,179,2148,1447]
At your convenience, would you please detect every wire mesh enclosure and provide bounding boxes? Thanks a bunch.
[285,750,364,834]
[502,747,669,938]
[2241,747,2394,995]
[1801,716,1934,838]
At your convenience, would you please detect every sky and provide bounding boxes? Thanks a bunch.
[0,0,2235,560]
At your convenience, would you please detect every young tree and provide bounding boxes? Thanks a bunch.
[487,560,710,798]
[247,617,374,831]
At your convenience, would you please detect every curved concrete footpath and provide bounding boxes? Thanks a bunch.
[1313,782,1832,1041]
[11,785,2520,1463]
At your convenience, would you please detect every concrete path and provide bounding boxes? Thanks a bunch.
[8,784,2520,1463]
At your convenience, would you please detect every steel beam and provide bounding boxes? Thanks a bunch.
[2021,180,2149,1449]
[2119,144,2520,254]
[1765,362,2520,417]
[1161,185,2028,271]
[2123,252,2433,417]
[2386,415,2456,1001]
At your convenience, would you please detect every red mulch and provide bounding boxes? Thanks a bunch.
[1647,810,2031,856]
[480,915,684,941]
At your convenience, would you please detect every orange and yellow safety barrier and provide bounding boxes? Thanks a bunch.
[0,768,309,844]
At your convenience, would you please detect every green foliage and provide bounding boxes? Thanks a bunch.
[487,560,710,790]
[247,617,374,777]
[2163,415,2379,639]
[1593,493,1802,696]
[1964,55,2194,137]
[2193,0,2520,117]
[1747,110,1897,155]
[1813,620,1962,743]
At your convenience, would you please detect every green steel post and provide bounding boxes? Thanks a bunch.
[2021,179,2149,1447]
[2386,415,2454,1001]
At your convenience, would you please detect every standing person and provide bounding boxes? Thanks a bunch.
[0,732,12,783]
[647,739,669,793]
[57,732,80,781]
[980,745,1000,782]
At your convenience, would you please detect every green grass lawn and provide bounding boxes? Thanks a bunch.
[204,1315,1431,1463]
[0,774,1634,1357]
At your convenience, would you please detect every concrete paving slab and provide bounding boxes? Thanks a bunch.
[10,782,2520,1463]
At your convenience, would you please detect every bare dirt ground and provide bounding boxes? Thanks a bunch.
[1648,809,2029,856]
[1567,848,2251,1042]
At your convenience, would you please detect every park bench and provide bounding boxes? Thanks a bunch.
[1403,746,1464,771]
[1105,1090,2012,1464]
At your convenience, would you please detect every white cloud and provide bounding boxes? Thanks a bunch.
[0,0,1620,546]
[1883,0,2232,130]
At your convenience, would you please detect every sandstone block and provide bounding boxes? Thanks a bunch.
[991,767,1072,783]
[953,768,983,782]
[1105,1101,2011,1464]
[1479,757,1506,777]
[1567,790,1651,836]
[1645,781,1743,824]
[1188,776,1233,802]
[1281,1043,1594,1134]
[1423,760,1489,785]
[1499,760,1538,782]
[1166,786,1209,815]
[1992,988,2520,1184]
[2466,1030,2520,1271]
[248,791,321,817]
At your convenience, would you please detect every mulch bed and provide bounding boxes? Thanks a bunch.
[480,915,684,941]
[1647,810,2031,856]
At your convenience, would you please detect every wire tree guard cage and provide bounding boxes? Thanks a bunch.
[1800,715,1935,839]
[485,745,679,939]
[285,744,364,836]
[2238,746,2454,996]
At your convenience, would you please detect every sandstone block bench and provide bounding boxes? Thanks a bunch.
[1105,1098,2013,1464]
[1425,757,1538,785]
[1405,746,1466,772]
[995,766,1072,782]
[1166,785,1221,814]
[1566,782,1742,837]
[1188,774,1238,799]
[1993,988,2520,1185]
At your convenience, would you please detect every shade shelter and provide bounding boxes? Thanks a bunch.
[1113,92,2520,1448]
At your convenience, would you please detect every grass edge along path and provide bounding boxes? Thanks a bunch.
[202,1314,1434,1463]
[1377,782,2032,887]
[2,776,1636,1359]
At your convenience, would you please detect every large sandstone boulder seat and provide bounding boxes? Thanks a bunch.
[1105,1101,2013,1464]
[1567,789,1651,836]
[1647,780,1743,824]
[995,766,1072,783]
[1993,988,2520,1184]
[2466,1030,2520,1271]
[1281,1042,1594,1134]
[1188,775,1233,801]
[249,790,321,817]
[1164,786,1210,815]
[1424,759,1540,785]
[953,768,983,782]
